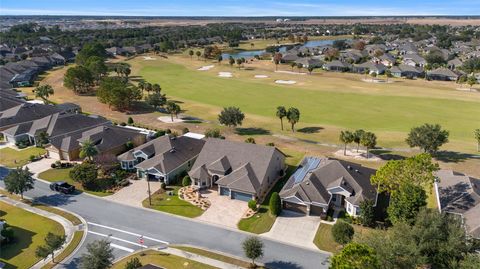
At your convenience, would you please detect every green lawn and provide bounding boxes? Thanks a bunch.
[0,201,65,269]
[0,147,46,168]
[313,223,387,253]
[38,168,113,197]
[238,149,304,234]
[112,250,216,269]
[142,186,204,218]
[41,231,84,269]
[173,246,256,268]
[136,58,480,150]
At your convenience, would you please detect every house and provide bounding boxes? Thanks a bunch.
[427,68,459,81]
[279,157,378,217]
[435,170,480,238]
[390,64,424,79]
[323,60,351,72]
[372,53,396,67]
[0,103,62,131]
[281,53,299,63]
[353,62,387,75]
[189,139,286,202]
[48,125,145,161]
[403,53,427,67]
[118,135,205,184]
[294,57,323,68]
[2,113,109,146]
[9,68,38,87]
[447,58,463,70]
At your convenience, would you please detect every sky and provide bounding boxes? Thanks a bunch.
[0,0,479,17]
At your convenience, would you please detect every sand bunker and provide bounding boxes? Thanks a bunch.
[361,78,393,83]
[143,56,156,60]
[275,70,307,75]
[218,72,233,78]
[157,116,184,123]
[254,75,269,78]
[275,80,297,85]
[334,149,381,161]
[197,65,214,71]
[456,87,478,92]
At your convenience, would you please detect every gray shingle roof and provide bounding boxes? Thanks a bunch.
[280,157,377,207]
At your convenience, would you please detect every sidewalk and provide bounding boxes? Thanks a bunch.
[159,247,246,269]
[0,195,83,269]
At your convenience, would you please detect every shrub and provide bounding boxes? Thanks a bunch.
[120,122,127,126]
[266,142,275,146]
[248,200,257,211]
[125,257,142,269]
[245,137,256,144]
[1,225,15,243]
[154,130,166,138]
[332,220,354,245]
[51,163,57,169]
[29,155,36,162]
[125,141,134,150]
[165,129,171,134]
[160,182,166,190]
[204,128,221,138]
[70,162,98,188]
[127,117,134,125]
[269,192,282,216]
[182,128,189,134]
[182,176,191,187]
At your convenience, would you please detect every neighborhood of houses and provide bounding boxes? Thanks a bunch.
[1,84,479,241]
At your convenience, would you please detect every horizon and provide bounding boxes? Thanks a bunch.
[1,0,479,17]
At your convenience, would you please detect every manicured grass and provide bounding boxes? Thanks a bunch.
[173,246,254,268]
[233,35,355,51]
[0,147,46,168]
[136,57,480,151]
[426,185,438,209]
[142,186,204,218]
[238,149,304,234]
[38,168,113,197]
[0,201,65,269]
[41,231,84,269]
[313,223,386,253]
[111,249,217,269]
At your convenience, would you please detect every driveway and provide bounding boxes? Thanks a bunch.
[25,157,56,176]
[263,210,321,250]
[196,189,248,228]
[104,179,162,207]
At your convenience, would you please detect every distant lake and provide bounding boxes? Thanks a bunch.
[222,39,342,59]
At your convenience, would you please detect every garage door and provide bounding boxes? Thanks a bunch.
[284,201,308,215]
[231,191,252,202]
[310,205,325,216]
[219,187,230,196]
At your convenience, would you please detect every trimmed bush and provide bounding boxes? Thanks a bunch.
[182,176,191,187]
[269,192,282,216]
[127,117,134,125]
[248,199,257,211]
[332,220,355,245]
[182,128,189,134]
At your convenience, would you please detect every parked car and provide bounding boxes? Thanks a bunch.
[49,181,75,194]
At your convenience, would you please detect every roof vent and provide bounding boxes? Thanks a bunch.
[347,165,352,170]
[355,169,360,173]
[306,181,310,185]
[169,147,176,153]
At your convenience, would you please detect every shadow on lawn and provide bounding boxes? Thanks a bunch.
[0,225,36,261]
[297,126,324,134]
[235,127,271,136]
[434,151,480,163]
[370,149,406,161]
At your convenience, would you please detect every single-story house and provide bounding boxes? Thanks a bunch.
[294,57,323,68]
[323,60,351,72]
[372,53,396,67]
[279,157,378,217]
[118,135,205,184]
[48,125,145,161]
[390,64,424,79]
[447,58,463,70]
[0,103,62,131]
[352,62,387,75]
[189,138,286,202]
[403,53,426,67]
[435,170,480,239]
[9,68,38,87]
[427,68,459,81]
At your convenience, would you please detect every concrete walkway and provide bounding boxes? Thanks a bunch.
[0,195,84,269]
[137,246,248,269]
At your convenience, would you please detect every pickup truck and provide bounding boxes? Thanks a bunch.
[49,181,75,194]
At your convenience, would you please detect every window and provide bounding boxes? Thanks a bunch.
[332,195,336,202]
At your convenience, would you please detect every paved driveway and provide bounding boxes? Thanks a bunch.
[263,210,321,250]
[25,158,56,176]
[104,179,162,207]
[196,189,248,228]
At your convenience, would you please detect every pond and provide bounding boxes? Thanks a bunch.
[222,39,343,59]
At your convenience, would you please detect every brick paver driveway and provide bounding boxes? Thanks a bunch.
[196,189,248,228]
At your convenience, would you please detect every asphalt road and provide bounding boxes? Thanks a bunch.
[0,167,330,269]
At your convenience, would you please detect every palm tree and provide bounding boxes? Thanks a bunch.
[276,106,287,130]
[79,139,98,161]
[229,57,235,67]
[236,58,242,69]
[296,63,303,73]
[152,83,161,94]
[353,129,365,152]
[138,81,146,94]
[286,107,300,132]
[339,130,354,155]
[165,101,180,122]
[308,66,314,74]
[195,51,201,60]
[189,50,194,60]
[35,84,54,104]
[273,53,282,71]
[364,68,370,79]
[360,132,377,159]
[290,62,296,71]
[145,82,153,95]
[217,55,223,65]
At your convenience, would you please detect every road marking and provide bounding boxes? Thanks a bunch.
[87,222,169,245]
[87,231,147,248]
[110,243,134,253]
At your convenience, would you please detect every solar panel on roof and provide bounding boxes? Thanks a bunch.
[292,157,321,184]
